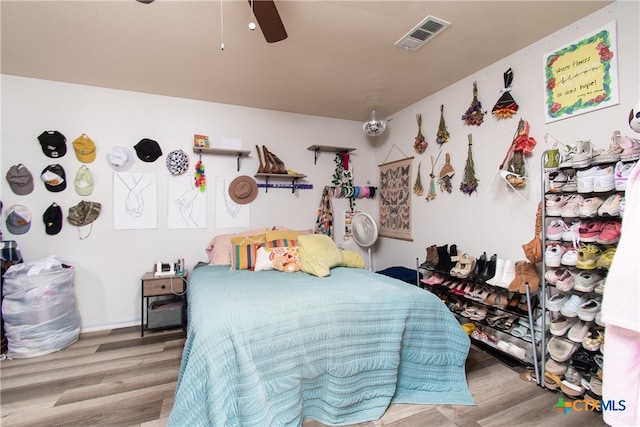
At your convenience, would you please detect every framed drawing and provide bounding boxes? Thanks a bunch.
[543,21,618,123]
[378,157,413,241]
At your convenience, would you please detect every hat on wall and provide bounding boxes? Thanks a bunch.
[38,130,67,158]
[74,165,94,196]
[41,164,67,192]
[134,138,162,162]
[107,146,135,171]
[6,164,34,195]
[228,175,258,205]
[73,133,97,163]
[166,149,190,175]
[6,204,32,235]
[43,203,63,235]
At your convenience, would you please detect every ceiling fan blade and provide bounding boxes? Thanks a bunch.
[249,0,288,43]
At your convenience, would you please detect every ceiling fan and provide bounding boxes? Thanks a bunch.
[136,0,287,43]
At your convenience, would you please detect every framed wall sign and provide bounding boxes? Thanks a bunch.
[543,21,618,123]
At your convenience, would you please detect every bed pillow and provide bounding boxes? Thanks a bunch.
[254,247,275,271]
[341,250,365,268]
[231,234,267,270]
[208,228,268,265]
[297,234,344,277]
[300,256,331,277]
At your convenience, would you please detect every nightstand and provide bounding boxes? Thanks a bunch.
[140,271,188,337]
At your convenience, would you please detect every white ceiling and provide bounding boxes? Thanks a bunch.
[1,0,612,121]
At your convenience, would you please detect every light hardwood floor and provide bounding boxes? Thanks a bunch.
[0,326,607,427]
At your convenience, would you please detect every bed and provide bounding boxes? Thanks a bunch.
[168,262,474,426]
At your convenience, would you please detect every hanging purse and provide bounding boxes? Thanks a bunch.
[522,201,543,264]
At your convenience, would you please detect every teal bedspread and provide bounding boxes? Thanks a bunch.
[168,266,474,427]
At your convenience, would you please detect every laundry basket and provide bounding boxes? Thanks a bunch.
[2,256,80,358]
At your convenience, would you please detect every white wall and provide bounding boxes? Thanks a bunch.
[373,1,639,270]
[0,79,377,330]
[1,1,638,331]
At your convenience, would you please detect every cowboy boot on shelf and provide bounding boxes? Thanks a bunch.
[261,145,273,173]
[264,145,287,174]
[255,145,266,173]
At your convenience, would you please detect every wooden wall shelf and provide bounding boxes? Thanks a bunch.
[193,147,251,171]
[307,145,356,165]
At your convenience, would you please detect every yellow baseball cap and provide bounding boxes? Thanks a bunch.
[72,133,96,163]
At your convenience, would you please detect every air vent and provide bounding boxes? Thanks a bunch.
[395,15,451,51]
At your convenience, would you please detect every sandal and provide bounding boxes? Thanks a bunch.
[503,314,519,330]
[486,313,510,327]
[519,371,537,383]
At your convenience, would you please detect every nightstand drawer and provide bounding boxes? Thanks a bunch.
[143,277,185,296]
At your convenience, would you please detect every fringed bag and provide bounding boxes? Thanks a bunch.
[522,202,543,264]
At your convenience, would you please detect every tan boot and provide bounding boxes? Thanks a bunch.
[508,261,524,292]
[519,261,540,293]
[262,145,272,173]
[267,149,287,173]
[256,145,265,173]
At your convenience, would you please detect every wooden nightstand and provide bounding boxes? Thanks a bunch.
[140,271,188,337]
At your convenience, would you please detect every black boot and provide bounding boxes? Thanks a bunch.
[434,244,450,275]
[468,252,486,281]
[478,254,497,284]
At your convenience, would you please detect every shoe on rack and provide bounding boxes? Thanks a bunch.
[573,269,605,292]
[545,194,567,216]
[545,243,566,268]
[598,193,622,217]
[577,299,601,322]
[619,135,640,161]
[577,244,602,269]
[561,294,589,318]
[559,143,577,169]
[615,160,636,191]
[560,247,578,267]
[544,148,561,172]
[434,244,453,275]
[562,169,578,192]
[545,267,571,286]
[546,219,567,241]
[555,267,576,292]
[594,279,605,295]
[550,315,578,336]
[560,194,583,218]
[485,258,505,286]
[592,165,615,192]
[577,166,597,193]
[596,247,616,269]
[583,330,604,351]
[547,336,579,362]
[572,140,594,168]
[545,358,569,376]
[578,220,602,243]
[596,220,621,245]
[593,130,624,164]
[547,292,569,312]
[477,253,497,284]
[561,220,581,244]
[496,260,517,289]
[578,196,604,218]
[620,197,626,218]
[420,244,439,271]
[467,252,486,281]
[567,319,592,342]
[548,170,568,192]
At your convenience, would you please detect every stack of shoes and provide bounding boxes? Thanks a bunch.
[560,365,585,398]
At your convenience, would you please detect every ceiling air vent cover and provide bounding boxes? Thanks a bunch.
[395,15,451,51]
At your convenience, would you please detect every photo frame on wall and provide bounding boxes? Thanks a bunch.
[543,21,618,123]
[378,157,413,241]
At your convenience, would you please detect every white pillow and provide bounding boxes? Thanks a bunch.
[254,247,274,271]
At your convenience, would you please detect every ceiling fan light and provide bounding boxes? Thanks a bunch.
[362,110,387,137]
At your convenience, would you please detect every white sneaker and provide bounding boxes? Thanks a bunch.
[573,270,605,292]
[615,160,636,191]
[547,293,569,312]
[562,170,578,192]
[572,140,594,168]
[577,166,597,193]
[560,194,583,218]
[546,194,567,216]
[545,243,566,268]
[577,299,601,321]
[561,221,581,244]
[561,294,588,318]
[549,170,568,192]
[593,131,624,164]
[560,247,578,267]
[559,143,577,169]
[592,165,615,192]
[547,219,567,240]
[578,196,604,218]
[598,193,622,217]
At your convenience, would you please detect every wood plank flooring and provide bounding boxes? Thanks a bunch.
[0,326,607,427]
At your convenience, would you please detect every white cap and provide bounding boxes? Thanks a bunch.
[75,165,94,196]
[107,146,135,171]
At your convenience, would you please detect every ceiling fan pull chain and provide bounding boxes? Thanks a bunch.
[248,0,256,30]
[220,0,225,51]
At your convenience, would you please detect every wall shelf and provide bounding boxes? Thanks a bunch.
[193,147,251,171]
[254,173,308,194]
[307,145,356,165]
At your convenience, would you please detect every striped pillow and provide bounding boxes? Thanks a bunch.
[231,234,266,270]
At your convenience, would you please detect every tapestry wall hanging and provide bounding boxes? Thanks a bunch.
[543,21,618,123]
[378,157,413,241]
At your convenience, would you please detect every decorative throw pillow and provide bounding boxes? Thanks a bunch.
[254,247,275,271]
[341,250,365,268]
[231,234,267,270]
[272,246,301,273]
[207,228,267,265]
[300,256,331,277]
[297,234,344,269]
[266,229,301,241]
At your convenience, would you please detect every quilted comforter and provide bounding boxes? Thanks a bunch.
[168,265,474,426]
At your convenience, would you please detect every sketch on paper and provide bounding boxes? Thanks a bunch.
[216,176,250,228]
[113,172,158,230]
[168,175,206,229]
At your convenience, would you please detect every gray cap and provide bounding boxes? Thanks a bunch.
[6,164,34,195]
[6,204,32,235]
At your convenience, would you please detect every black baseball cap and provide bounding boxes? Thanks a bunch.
[41,164,67,192]
[43,203,63,235]
[38,130,67,158]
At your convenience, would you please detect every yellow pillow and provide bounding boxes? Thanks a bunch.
[341,250,365,268]
[266,229,301,241]
[297,234,343,269]
[301,256,331,277]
